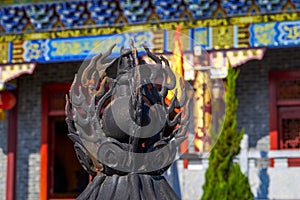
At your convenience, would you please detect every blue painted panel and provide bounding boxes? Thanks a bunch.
[249,21,300,48]
[277,21,300,46]
[249,22,278,47]
[23,32,155,63]
[193,27,210,50]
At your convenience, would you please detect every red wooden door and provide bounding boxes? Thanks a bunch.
[49,116,89,199]
[269,70,300,167]
[40,83,89,200]
[278,107,300,149]
[278,107,300,166]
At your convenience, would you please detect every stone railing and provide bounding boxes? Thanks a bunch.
[181,134,300,172]
[177,134,300,200]
[239,135,300,173]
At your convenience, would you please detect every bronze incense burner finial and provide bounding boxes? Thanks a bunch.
[66,41,189,199]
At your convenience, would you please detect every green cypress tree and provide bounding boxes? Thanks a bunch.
[201,66,253,200]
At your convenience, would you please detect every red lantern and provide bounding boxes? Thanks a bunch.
[0,91,16,110]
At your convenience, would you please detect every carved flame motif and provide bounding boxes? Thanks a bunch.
[65,41,190,175]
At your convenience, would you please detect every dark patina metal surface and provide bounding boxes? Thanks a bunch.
[66,41,189,199]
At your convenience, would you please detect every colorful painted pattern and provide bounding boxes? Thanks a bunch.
[249,21,300,47]
[1,0,300,34]
[193,70,211,152]
[21,31,164,63]
[0,43,10,63]
[0,19,297,64]
[0,62,36,90]
[0,1,300,65]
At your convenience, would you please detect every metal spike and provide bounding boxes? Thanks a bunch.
[175,78,187,108]
[65,95,73,119]
[159,73,168,97]
[167,111,182,127]
[161,56,176,90]
[175,124,189,139]
[95,44,117,71]
[71,85,85,107]
[168,89,178,114]
[81,53,102,87]
[143,44,162,64]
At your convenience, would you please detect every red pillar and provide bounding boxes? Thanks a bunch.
[6,100,18,200]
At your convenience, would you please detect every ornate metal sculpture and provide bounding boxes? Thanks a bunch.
[65,40,189,199]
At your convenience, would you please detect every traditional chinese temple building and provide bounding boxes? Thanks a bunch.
[1,0,300,200]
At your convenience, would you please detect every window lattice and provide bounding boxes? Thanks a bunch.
[281,118,300,149]
[277,80,300,100]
